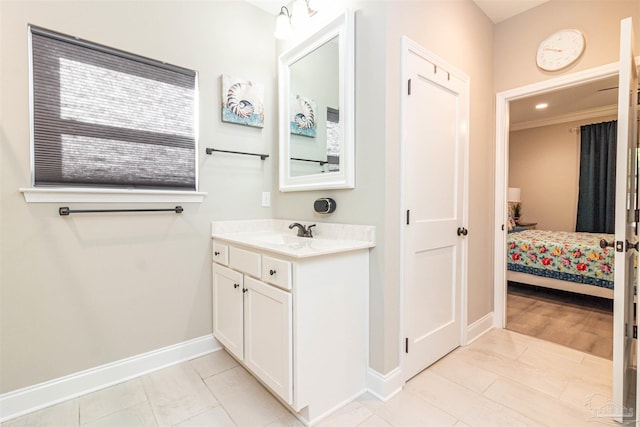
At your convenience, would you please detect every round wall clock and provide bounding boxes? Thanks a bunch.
[536,29,585,71]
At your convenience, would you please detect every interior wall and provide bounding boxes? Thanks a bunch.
[0,1,276,394]
[494,0,640,93]
[508,114,617,232]
[274,0,494,375]
[273,1,391,371]
[385,0,495,338]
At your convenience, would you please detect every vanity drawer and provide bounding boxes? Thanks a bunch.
[262,256,292,291]
[229,246,261,278]
[212,241,229,265]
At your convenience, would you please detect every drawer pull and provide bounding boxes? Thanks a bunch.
[214,251,220,256]
[269,269,277,276]
[233,283,239,289]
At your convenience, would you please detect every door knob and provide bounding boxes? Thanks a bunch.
[599,239,615,249]
[457,227,468,236]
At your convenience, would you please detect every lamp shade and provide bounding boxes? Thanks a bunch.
[291,0,310,28]
[274,7,292,40]
[507,187,521,203]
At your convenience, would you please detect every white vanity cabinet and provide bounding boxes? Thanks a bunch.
[212,257,293,404]
[211,236,370,425]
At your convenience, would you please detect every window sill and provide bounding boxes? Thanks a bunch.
[20,187,207,203]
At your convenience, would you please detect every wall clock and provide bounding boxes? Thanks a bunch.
[536,29,585,71]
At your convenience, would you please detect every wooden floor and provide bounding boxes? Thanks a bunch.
[506,282,613,359]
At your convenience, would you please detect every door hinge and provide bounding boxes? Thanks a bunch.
[408,79,412,95]
[405,337,409,353]
[406,210,410,225]
[635,209,639,223]
[634,325,637,339]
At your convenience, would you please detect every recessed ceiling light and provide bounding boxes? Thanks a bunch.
[535,103,548,109]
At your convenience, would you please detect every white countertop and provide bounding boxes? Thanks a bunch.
[211,219,375,259]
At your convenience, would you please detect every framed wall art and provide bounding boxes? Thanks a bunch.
[221,74,264,128]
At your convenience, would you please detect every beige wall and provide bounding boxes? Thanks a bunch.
[273,1,391,370]
[384,1,495,369]
[494,0,640,93]
[275,0,494,374]
[509,114,616,232]
[0,0,276,393]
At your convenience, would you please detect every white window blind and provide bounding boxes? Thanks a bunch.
[30,26,197,191]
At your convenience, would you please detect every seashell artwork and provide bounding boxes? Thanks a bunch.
[221,75,264,128]
[290,95,317,138]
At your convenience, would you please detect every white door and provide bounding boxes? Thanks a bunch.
[212,263,244,360]
[243,277,293,404]
[612,16,638,422]
[402,38,468,381]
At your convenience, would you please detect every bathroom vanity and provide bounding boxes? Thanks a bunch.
[211,219,374,424]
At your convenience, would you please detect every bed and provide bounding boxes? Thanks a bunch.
[507,229,615,299]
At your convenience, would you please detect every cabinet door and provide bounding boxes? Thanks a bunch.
[212,263,244,360]
[243,276,293,404]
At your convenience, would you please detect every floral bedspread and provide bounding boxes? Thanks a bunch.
[507,230,614,289]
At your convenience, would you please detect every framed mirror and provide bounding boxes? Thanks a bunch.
[278,10,354,192]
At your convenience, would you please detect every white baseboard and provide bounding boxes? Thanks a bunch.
[466,312,494,344]
[0,334,220,423]
[365,366,402,402]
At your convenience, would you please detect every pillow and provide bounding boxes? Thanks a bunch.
[507,215,515,232]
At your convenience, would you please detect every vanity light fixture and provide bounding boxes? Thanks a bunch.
[291,0,310,28]
[274,6,293,40]
[274,0,318,40]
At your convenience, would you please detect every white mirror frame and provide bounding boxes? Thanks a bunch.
[278,10,355,192]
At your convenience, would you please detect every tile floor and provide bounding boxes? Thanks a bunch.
[506,282,613,359]
[1,329,614,427]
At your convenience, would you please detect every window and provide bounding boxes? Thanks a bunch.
[29,26,197,193]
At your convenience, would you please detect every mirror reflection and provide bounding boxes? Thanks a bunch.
[288,36,339,177]
[278,10,354,192]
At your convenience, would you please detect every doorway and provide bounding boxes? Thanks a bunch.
[502,75,619,359]
[493,63,620,329]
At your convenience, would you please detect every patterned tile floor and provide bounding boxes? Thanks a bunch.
[1,328,613,427]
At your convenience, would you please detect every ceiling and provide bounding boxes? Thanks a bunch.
[473,0,548,23]
[509,77,619,129]
[246,0,549,23]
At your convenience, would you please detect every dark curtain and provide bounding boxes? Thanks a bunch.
[576,120,617,233]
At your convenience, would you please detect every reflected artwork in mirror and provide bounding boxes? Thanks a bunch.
[278,10,354,191]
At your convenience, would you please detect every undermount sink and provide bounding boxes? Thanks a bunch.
[250,233,305,245]
[211,220,376,258]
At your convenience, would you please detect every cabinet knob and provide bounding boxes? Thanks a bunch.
[214,251,220,256]
[242,288,248,293]
[269,269,276,276]
[233,283,239,289]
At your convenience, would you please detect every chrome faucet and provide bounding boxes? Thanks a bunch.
[289,222,316,238]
